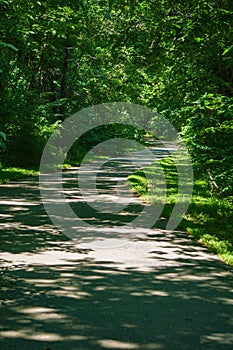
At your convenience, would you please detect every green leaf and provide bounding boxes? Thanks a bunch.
[222,46,233,56]
[194,37,204,43]
[0,41,18,51]
[0,132,6,141]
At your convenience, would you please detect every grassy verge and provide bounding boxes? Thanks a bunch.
[0,160,79,184]
[0,167,39,184]
[128,156,233,266]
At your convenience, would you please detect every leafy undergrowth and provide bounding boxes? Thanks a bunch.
[128,157,233,267]
[0,161,80,184]
[0,167,39,184]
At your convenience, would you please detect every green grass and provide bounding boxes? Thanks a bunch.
[0,161,79,183]
[1,159,232,266]
[128,156,233,267]
[0,167,39,184]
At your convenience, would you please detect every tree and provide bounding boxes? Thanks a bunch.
[0,0,232,197]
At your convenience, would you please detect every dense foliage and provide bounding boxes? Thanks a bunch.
[0,0,232,196]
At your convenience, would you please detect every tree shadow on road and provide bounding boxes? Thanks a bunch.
[0,175,233,350]
[0,254,233,350]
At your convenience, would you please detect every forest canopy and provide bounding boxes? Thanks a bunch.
[0,0,232,196]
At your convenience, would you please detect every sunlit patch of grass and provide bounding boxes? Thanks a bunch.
[128,156,233,267]
[0,167,39,184]
[0,161,80,183]
[128,170,148,199]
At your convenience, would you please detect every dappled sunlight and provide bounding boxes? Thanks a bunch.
[0,150,233,349]
[98,339,139,349]
[0,213,13,218]
[201,333,233,346]
[0,249,89,267]
[0,200,38,206]
[0,329,87,342]
[14,306,66,320]
[0,260,232,349]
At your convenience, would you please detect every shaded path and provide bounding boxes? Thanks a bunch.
[0,149,233,349]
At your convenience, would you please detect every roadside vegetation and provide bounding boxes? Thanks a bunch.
[0,161,77,184]
[0,167,39,184]
[128,157,233,266]
[0,1,232,265]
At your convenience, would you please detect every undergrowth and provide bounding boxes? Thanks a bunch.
[0,161,79,184]
[128,156,233,266]
[0,167,39,184]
